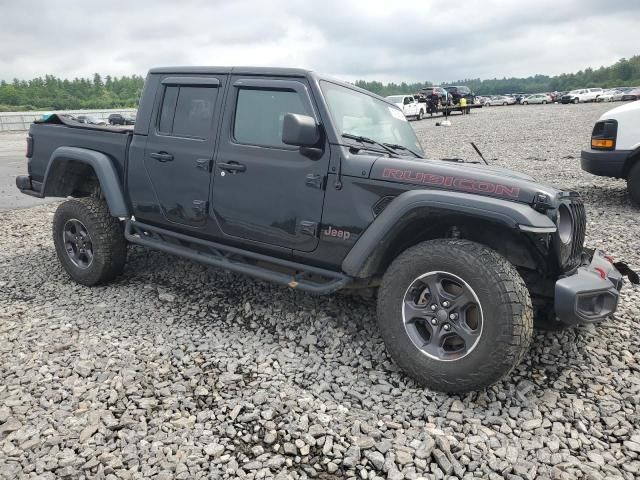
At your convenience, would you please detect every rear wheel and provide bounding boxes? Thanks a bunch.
[542,100,547,104]
[377,239,533,393]
[417,109,424,120]
[627,161,640,206]
[53,197,127,286]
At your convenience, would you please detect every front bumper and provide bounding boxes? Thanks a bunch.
[581,148,629,179]
[555,250,623,325]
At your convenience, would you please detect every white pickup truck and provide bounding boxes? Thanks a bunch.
[560,88,603,104]
[581,100,640,203]
[385,95,425,120]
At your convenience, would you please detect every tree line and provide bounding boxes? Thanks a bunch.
[0,74,144,111]
[355,56,640,96]
[0,56,639,111]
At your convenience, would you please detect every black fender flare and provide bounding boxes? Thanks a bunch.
[41,146,129,217]
[342,189,556,278]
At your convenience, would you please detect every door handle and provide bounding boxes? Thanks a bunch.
[218,162,246,173]
[150,152,174,162]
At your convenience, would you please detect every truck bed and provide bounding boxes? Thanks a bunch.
[27,118,132,190]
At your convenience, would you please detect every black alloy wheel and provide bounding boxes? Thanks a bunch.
[62,219,94,269]
[402,271,483,361]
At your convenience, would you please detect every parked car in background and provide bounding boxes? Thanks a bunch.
[597,89,624,102]
[75,115,107,126]
[385,95,425,120]
[522,93,552,105]
[560,88,603,104]
[621,88,640,102]
[108,113,136,125]
[581,100,640,204]
[419,86,448,105]
[487,95,516,106]
[443,85,475,105]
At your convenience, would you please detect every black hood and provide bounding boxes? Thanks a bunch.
[370,157,563,206]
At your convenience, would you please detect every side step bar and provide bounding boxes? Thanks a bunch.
[124,220,351,294]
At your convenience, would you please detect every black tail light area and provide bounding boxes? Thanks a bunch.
[26,135,33,158]
[590,119,617,150]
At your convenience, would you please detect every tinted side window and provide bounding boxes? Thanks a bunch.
[234,88,309,148]
[159,86,179,133]
[158,85,218,138]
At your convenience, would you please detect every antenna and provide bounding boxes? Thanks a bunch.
[470,142,489,165]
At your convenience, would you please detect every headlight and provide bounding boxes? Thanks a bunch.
[557,204,573,244]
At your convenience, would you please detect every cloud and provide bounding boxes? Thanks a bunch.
[0,0,638,83]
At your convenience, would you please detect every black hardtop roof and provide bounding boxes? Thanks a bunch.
[148,66,312,77]
[146,66,394,105]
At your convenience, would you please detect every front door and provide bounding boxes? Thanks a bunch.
[211,77,329,252]
[143,76,224,228]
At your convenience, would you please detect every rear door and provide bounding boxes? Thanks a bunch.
[210,76,329,252]
[143,76,224,228]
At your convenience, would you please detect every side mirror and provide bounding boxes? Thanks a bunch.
[282,113,320,147]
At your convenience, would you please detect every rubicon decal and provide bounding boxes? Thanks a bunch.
[382,168,521,198]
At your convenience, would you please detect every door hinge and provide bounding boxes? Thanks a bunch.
[192,200,208,214]
[196,158,213,172]
[299,221,318,236]
[305,173,324,189]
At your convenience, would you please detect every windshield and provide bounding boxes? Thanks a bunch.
[321,81,424,155]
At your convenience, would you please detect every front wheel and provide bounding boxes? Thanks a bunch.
[53,197,127,286]
[377,239,533,393]
[523,101,528,105]
[573,98,579,104]
[627,161,640,206]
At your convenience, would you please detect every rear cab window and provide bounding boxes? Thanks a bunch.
[158,84,218,139]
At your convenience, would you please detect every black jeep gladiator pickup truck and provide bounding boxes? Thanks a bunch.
[16,66,627,392]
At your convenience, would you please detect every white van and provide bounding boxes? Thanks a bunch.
[581,100,640,203]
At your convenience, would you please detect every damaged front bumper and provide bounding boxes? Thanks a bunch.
[555,250,624,325]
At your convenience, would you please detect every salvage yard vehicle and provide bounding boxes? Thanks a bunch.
[522,94,551,105]
[108,113,136,125]
[581,100,640,204]
[385,95,425,120]
[488,95,516,106]
[16,66,631,393]
[561,88,603,104]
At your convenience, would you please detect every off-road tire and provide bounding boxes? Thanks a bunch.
[53,197,127,286]
[377,239,533,393]
[627,161,640,206]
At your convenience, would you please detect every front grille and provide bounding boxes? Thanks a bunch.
[558,198,586,270]
[568,199,586,266]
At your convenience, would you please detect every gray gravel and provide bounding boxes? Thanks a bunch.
[1,102,640,479]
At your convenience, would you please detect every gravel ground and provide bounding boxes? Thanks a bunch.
[1,103,639,480]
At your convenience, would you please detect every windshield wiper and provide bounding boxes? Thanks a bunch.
[383,142,422,158]
[342,133,398,157]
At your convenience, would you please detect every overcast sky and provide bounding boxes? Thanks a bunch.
[1,0,638,84]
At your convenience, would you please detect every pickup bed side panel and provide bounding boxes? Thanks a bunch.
[28,124,129,187]
[43,146,129,217]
